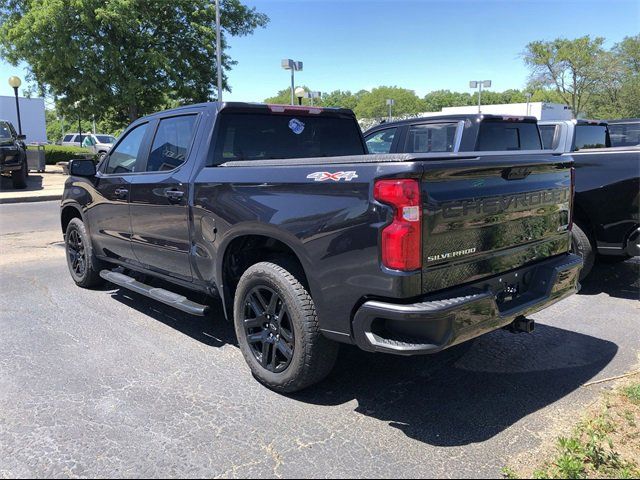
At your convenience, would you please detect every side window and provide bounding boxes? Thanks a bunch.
[0,122,12,140]
[540,125,557,149]
[104,123,149,174]
[609,123,640,147]
[365,128,397,154]
[477,122,542,151]
[405,123,457,153]
[147,115,197,172]
[63,134,74,142]
[574,125,608,150]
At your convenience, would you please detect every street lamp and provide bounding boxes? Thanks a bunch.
[8,76,23,136]
[386,99,395,121]
[469,80,491,113]
[281,59,303,105]
[295,87,306,106]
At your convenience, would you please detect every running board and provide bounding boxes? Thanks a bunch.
[100,270,209,316]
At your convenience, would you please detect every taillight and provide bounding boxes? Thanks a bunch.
[374,179,422,271]
[569,167,575,231]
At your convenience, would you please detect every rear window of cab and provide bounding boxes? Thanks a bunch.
[211,112,365,164]
[476,121,542,151]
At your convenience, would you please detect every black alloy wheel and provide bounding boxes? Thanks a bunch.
[66,228,86,278]
[242,286,295,373]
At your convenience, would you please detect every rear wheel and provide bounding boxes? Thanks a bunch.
[571,223,595,280]
[233,261,339,393]
[65,218,105,288]
[11,158,27,189]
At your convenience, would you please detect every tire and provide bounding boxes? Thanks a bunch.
[233,261,339,393]
[571,223,595,280]
[11,158,27,189]
[65,217,105,288]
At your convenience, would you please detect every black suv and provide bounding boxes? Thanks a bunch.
[0,120,28,189]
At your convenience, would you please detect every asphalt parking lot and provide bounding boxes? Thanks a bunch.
[1,201,639,478]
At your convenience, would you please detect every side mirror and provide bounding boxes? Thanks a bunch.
[16,134,26,141]
[69,158,97,177]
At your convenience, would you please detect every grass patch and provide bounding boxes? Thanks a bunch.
[623,384,640,405]
[505,381,640,479]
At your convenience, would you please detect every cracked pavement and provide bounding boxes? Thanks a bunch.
[0,201,639,478]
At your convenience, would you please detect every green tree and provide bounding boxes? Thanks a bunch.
[523,36,608,116]
[321,90,361,110]
[0,0,268,125]
[423,90,473,112]
[355,86,425,119]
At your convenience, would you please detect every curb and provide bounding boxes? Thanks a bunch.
[0,194,62,205]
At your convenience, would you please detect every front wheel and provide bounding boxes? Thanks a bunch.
[233,261,339,393]
[11,158,27,189]
[65,218,105,288]
[571,223,595,280]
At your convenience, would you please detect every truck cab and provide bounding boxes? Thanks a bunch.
[363,114,542,154]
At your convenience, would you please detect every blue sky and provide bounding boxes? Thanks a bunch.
[1,0,638,101]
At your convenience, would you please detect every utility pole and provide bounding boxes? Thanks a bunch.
[215,0,223,102]
[470,80,491,113]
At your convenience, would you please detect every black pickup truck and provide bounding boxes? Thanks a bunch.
[61,102,582,392]
[0,119,28,189]
[539,120,639,278]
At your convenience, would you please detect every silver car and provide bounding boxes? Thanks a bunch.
[61,133,116,155]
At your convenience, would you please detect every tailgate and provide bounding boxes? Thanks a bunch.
[421,153,572,293]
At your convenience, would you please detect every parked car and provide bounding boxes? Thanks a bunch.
[363,114,542,153]
[62,133,116,155]
[61,102,581,392]
[0,119,29,189]
[539,119,640,278]
[607,118,640,147]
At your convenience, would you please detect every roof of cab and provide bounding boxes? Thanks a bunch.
[139,101,356,121]
[364,113,538,134]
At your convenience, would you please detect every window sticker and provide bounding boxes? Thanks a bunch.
[288,118,305,135]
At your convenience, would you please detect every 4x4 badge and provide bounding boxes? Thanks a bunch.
[307,171,358,182]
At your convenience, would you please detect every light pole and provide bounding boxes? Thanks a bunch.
[386,99,395,121]
[215,0,223,102]
[281,59,303,105]
[295,87,306,106]
[74,101,82,147]
[308,91,321,106]
[525,92,532,116]
[469,80,491,113]
[8,76,23,136]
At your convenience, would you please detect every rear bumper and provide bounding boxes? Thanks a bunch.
[352,253,582,355]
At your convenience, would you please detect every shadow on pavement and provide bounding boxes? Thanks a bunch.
[109,280,617,447]
[0,173,44,191]
[110,287,238,349]
[579,256,639,300]
[294,325,618,446]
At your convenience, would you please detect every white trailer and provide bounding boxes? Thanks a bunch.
[420,102,574,121]
[0,95,47,143]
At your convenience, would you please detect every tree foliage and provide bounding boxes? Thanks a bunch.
[523,36,609,116]
[354,86,425,119]
[0,0,268,125]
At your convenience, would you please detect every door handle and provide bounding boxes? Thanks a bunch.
[164,188,185,203]
[114,188,128,198]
